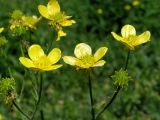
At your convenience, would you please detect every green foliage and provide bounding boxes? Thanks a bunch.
[0,77,16,105]
[0,36,7,47]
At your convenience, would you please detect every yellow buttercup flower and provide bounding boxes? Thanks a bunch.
[0,27,4,33]
[19,44,62,71]
[111,24,151,50]
[21,15,41,29]
[38,0,76,41]
[63,43,108,69]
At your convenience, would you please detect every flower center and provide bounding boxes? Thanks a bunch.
[77,55,95,68]
[123,35,138,48]
[33,56,51,68]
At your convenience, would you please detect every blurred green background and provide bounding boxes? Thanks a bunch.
[0,0,160,120]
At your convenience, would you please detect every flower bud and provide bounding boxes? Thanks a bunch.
[112,69,131,86]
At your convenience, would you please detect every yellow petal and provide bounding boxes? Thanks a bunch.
[94,47,108,61]
[57,30,67,41]
[28,44,45,61]
[19,57,35,68]
[47,48,61,64]
[63,56,77,66]
[121,24,136,37]
[111,32,123,41]
[74,43,92,58]
[42,64,62,71]
[47,0,60,15]
[64,15,72,19]
[59,20,76,27]
[93,60,106,67]
[0,27,4,33]
[134,31,151,46]
[38,5,52,20]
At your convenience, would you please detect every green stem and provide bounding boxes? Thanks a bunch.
[12,101,31,120]
[95,50,130,119]
[29,30,32,43]
[19,42,24,56]
[88,70,95,120]
[40,110,45,120]
[19,69,27,100]
[124,50,130,70]
[31,73,43,120]
[30,72,39,100]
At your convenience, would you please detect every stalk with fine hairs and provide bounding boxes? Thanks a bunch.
[95,50,130,119]
[12,101,31,120]
[31,73,43,120]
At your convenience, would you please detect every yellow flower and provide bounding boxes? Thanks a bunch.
[21,15,41,29]
[38,0,60,20]
[111,24,151,50]
[19,44,62,71]
[133,0,140,6]
[0,27,4,33]
[38,0,76,41]
[63,43,108,69]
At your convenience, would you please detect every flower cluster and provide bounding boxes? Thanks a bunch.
[38,0,76,41]
[9,10,41,36]
[19,24,151,72]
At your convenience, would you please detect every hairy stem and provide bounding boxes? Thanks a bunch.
[31,73,43,120]
[13,101,31,120]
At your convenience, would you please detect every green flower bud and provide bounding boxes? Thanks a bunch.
[11,10,23,20]
[112,68,131,86]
